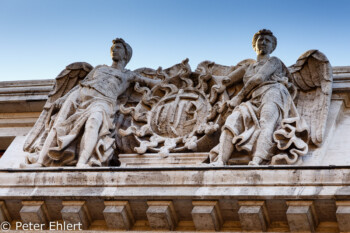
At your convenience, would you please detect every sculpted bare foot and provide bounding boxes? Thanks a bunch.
[248,157,263,166]
[76,163,90,168]
[210,160,225,166]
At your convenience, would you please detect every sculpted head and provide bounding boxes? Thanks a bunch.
[111,38,133,64]
[252,29,277,55]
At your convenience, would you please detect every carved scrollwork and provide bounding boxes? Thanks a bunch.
[119,59,229,157]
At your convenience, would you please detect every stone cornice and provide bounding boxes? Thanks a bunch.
[0,168,347,232]
[0,79,53,113]
[0,167,348,190]
[333,66,350,92]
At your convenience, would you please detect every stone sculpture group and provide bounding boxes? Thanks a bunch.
[21,29,333,168]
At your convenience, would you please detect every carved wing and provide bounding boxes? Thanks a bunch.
[47,62,93,102]
[23,62,93,152]
[196,59,255,100]
[195,59,255,121]
[289,50,333,146]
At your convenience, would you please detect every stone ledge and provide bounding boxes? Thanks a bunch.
[0,79,53,113]
[0,168,345,232]
[0,168,348,199]
[0,167,348,186]
[119,153,209,167]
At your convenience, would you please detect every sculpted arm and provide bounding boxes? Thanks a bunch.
[53,85,79,108]
[224,64,247,85]
[256,57,281,80]
[229,57,281,107]
[132,72,161,88]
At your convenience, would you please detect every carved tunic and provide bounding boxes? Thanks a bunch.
[81,66,131,100]
[43,66,132,166]
[211,57,305,162]
[242,57,293,121]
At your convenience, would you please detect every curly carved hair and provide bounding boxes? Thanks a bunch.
[252,29,277,53]
[112,38,133,64]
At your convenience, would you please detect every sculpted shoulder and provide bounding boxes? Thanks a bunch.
[91,64,108,72]
[264,56,285,72]
[92,66,133,79]
[269,56,283,64]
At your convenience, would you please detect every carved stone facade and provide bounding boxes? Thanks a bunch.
[1,31,350,232]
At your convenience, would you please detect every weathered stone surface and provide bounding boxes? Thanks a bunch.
[0,79,53,113]
[20,201,49,227]
[335,201,350,232]
[0,136,26,168]
[0,112,39,151]
[119,153,209,167]
[0,168,346,231]
[61,201,91,230]
[103,201,134,230]
[191,201,223,231]
[2,95,348,169]
[21,38,161,168]
[146,201,178,230]
[0,168,348,198]
[0,201,11,222]
[1,31,350,233]
[208,30,332,166]
[238,201,269,232]
[286,201,318,232]
[303,100,343,166]
[119,59,221,158]
[10,30,332,169]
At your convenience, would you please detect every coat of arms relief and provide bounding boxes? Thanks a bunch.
[21,30,333,168]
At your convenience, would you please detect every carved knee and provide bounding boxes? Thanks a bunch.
[86,113,103,130]
[259,106,279,129]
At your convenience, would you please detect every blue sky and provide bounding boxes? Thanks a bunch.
[0,0,349,81]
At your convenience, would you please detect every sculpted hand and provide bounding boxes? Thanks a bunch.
[54,97,65,108]
[228,95,243,108]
